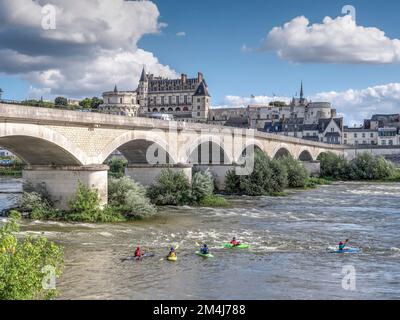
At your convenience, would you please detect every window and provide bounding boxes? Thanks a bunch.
[331,128,334,132]
[344,133,347,138]
[389,140,393,145]
[197,98,200,103]
[344,140,347,144]
[382,140,386,145]
[197,112,200,117]
[362,133,366,138]
[120,98,123,103]
[354,133,357,138]
[370,133,374,138]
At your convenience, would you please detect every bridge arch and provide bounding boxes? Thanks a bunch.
[298,149,314,162]
[0,123,87,165]
[98,131,178,165]
[273,146,292,159]
[185,136,232,165]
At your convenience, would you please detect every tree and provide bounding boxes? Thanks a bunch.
[0,212,64,300]
[90,97,103,109]
[54,96,68,107]
[280,155,309,188]
[147,169,192,206]
[191,170,214,203]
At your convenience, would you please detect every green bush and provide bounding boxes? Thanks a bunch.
[225,149,288,196]
[280,155,309,188]
[191,170,214,203]
[107,157,128,178]
[225,169,241,195]
[349,153,395,180]
[318,152,350,180]
[66,182,125,223]
[319,152,397,181]
[0,215,64,300]
[198,195,229,208]
[147,169,192,206]
[108,177,156,219]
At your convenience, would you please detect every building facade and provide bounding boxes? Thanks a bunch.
[99,68,211,122]
[343,114,400,146]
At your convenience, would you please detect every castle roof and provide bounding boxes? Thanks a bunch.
[193,81,210,97]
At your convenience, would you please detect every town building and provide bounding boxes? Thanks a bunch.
[343,114,400,146]
[99,68,211,122]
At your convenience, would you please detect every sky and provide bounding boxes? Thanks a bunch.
[1,0,400,125]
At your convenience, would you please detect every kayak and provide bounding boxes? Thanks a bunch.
[167,255,178,262]
[223,243,250,249]
[196,251,214,258]
[121,253,155,262]
[329,248,360,254]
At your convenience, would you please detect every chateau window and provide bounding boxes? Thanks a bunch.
[344,133,347,138]
[197,98,200,103]
[198,106,200,110]
[331,128,334,132]
[354,133,357,138]
[120,98,123,103]
[176,108,181,112]
[197,112,200,117]
[370,133,374,138]
[344,140,347,144]
[362,133,366,138]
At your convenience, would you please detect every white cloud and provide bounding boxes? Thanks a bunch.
[0,0,177,98]
[214,83,400,125]
[312,83,400,125]
[176,31,186,37]
[260,15,400,64]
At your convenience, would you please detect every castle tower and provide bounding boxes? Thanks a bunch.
[192,78,211,122]
[137,66,148,107]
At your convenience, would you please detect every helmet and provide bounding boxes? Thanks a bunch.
[203,244,207,247]
[170,247,175,251]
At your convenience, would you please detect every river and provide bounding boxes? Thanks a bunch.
[0,177,399,300]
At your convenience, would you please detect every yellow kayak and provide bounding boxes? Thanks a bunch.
[167,255,177,262]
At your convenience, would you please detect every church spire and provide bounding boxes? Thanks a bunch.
[300,81,304,100]
[114,84,118,93]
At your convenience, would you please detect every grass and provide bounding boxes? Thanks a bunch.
[198,195,230,208]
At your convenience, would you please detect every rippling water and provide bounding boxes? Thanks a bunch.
[1,178,399,300]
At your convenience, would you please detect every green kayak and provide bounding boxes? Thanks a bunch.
[196,251,214,258]
[223,243,250,249]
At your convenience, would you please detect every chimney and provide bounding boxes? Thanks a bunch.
[181,74,187,83]
[197,72,203,82]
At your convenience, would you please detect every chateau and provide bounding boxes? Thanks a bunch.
[99,68,211,122]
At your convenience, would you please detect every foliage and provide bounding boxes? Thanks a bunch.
[147,169,192,206]
[108,177,156,219]
[318,152,350,180]
[191,170,214,203]
[318,152,397,181]
[66,182,125,222]
[107,157,128,178]
[198,195,229,208]
[0,215,64,300]
[226,149,288,196]
[79,97,103,110]
[54,96,68,106]
[348,153,395,180]
[280,155,309,188]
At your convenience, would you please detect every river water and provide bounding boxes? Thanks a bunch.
[0,177,399,300]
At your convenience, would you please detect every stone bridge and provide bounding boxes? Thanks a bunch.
[0,103,344,208]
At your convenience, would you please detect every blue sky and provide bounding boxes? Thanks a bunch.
[0,0,400,124]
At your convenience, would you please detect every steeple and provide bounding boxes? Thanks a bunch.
[300,81,304,101]
[140,66,147,82]
[114,84,118,93]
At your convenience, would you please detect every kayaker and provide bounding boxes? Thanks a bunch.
[338,239,349,251]
[200,244,209,255]
[168,247,177,258]
[230,237,240,247]
[134,246,142,258]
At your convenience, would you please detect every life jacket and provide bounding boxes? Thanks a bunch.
[135,249,141,257]
[231,240,239,245]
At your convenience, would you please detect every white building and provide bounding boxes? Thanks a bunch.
[99,68,211,122]
[98,85,140,117]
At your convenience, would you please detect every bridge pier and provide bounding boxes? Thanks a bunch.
[22,165,108,210]
[302,161,321,177]
[125,164,193,186]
